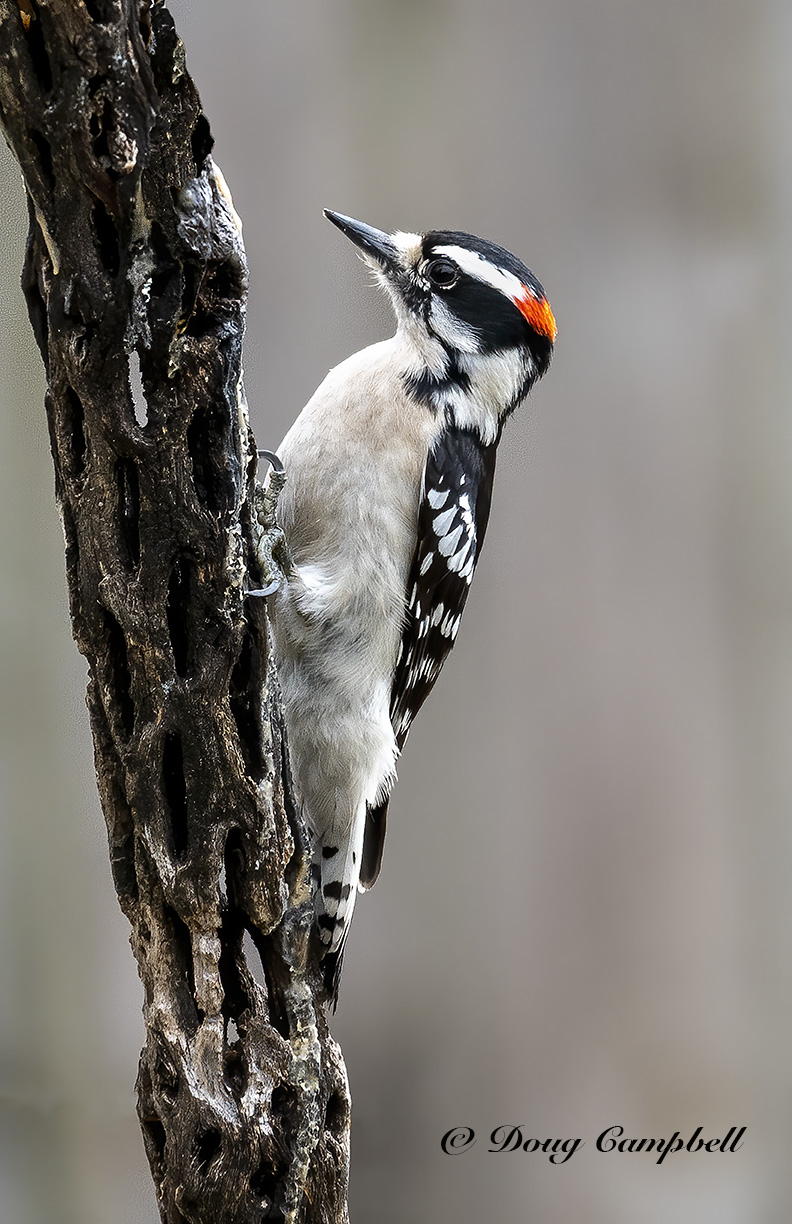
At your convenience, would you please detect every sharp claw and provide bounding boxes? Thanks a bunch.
[257,448,284,473]
[247,579,282,598]
[250,446,292,598]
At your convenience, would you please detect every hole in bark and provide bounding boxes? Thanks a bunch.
[103,610,134,737]
[177,260,203,337]
[143,1117,166,1160]
[63,385,87,478]
[182,297,214,340]
[167,556,192,677]
[250,1158,286,1211]
[147,223,182,364]
[223,1012,247,1096]
[209,258,242,302]
[221,833,294,1034]
[92,199,120,276]
[164,905,203,1025]
[154,1041,180,1105]
[230,626,265,781]
[271,1083,297,1119]
[129,349,148,426]
[219,915,250,1022]
[325,1090,347,1134]
[92,97,117,178]
[191,113,214,169]
[242,928,266,989]
[183,260,243,340]
[138,5,151,46]
[182,306,210,340]
[83,0,112,22]
[223,827,244,906]
[23,2,53,93]
[258,938,290,1040]
[223,1039,246,1096]
[283,842,302,895]
[150,221,180,300]
[93,96,109,151]
[109,786,138,905]
[163,733,189,859]
[116,456,140,568]
[187,404,228,511]
[30,129,54,191]
[195,1128,222,1175]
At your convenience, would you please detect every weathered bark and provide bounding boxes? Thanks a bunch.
[0,3,349,1221]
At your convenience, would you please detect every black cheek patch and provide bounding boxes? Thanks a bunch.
[445,280,528,352]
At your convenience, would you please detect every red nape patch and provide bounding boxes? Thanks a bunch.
[514,290,557,342]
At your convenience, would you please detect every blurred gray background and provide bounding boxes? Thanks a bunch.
[2,0,791,1220]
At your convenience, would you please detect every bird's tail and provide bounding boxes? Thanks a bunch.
[321,925,351,1010]
[313,808,365,1000]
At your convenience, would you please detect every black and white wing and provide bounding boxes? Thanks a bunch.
[391,426,497,745]
[359,426,496,889]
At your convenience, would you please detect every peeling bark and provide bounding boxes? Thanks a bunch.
[0,3,349,1221]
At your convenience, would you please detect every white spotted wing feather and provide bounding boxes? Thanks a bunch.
[390,428,496,748]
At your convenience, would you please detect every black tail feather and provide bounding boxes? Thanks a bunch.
[322,924,351,1011]
[360,796,389,889]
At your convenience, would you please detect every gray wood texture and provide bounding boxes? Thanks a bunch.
[0,3,349,1221]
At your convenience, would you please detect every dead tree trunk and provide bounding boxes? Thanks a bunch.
[0,3,350,1221]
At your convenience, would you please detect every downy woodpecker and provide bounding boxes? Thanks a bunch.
[269,211,556,996]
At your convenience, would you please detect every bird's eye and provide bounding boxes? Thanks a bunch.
[425,257,459,289]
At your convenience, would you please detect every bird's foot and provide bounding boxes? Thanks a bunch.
[249,449,293,597]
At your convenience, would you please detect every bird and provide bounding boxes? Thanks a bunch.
[267,210,555,998]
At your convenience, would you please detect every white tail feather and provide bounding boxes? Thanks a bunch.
[315,805,366,954]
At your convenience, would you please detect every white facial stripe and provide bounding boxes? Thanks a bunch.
[392,231,423,266]
[428,297,480,353]
[457,346,532,404]
[432,244,536,304]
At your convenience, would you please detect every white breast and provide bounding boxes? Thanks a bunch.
[269,338,439,840]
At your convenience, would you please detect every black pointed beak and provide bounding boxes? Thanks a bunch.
[324,210,400,273]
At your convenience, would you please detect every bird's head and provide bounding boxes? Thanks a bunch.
[325,209,555,443]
